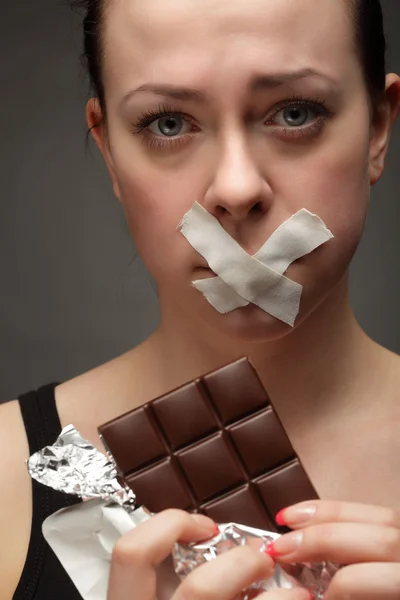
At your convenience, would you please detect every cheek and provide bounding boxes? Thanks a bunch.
[292,118,371,265]
[113,157,196,279]
[282,114,371,308]
[318,144,370,267]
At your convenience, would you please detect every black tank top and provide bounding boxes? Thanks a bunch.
[13,384,83,600]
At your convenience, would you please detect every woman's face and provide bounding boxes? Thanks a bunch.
[91,0,389,340]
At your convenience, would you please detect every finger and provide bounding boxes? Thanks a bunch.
[258,589,312,600]
[172,545,275,600]
[108,510,216,600]
[113,510,216,566]
[276,500,400,530]
[266,523,400,564]
[325,563,400,600]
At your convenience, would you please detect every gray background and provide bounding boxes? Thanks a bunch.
[0,0,399,402]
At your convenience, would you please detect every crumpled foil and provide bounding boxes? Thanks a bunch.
[173,523,339,600]
[27,425,136,512]
[27,425,338,599]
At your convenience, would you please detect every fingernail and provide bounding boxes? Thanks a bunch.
[275,508,288,526]
[264,542,278,559]
[279,504,316,526]
[265,531,303,558]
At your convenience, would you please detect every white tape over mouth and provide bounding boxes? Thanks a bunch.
[178,202,334,326]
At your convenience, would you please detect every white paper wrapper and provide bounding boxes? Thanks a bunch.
[42,500,152,600]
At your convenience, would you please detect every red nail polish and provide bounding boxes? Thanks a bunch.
[264,542,279,558]
[275,509,286,526]
[214,525,220,535]
[307,591,314,600]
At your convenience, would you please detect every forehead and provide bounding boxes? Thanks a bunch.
[104,0,356,99]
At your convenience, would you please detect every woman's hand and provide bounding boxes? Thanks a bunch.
[266,500,400,599]
[107,508,311,600]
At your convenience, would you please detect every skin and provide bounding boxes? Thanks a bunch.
[1,0,400,598]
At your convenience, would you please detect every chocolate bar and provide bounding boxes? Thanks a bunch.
[98,358,317,531]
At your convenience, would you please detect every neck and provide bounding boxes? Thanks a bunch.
[149,276,377,436]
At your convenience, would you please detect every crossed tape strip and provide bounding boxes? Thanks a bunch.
[179,202,333,326]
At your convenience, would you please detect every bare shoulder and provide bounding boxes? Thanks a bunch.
[0,400,32,599]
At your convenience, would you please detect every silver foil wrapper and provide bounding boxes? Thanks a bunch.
[28,425,338,598]
[27,425,136,512]
[173,523,338,600]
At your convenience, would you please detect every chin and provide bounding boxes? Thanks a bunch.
[188,270,292,342]
[199,301,296,343]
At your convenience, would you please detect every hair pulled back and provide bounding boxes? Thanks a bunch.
[68,0,388,124]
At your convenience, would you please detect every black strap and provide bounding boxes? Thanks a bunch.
[18,383,63,457]
[13,384,82,600]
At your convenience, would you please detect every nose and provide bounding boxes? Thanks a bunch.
[203,132,272,222]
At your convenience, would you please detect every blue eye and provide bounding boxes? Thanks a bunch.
[281,106,310,127]
[265,96,333,139]
[132,105,193,136]
[270,97,330,128]
[148,115,189,137]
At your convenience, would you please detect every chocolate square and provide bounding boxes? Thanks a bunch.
[228,408,294,477]
[152,382,217,450]
[177,433,245,502]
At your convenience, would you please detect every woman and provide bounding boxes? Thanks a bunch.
[1,0,400,598]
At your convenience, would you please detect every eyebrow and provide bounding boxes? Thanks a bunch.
[121,68,338,105]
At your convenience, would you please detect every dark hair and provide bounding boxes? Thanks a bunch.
[347,0,388,116]
[69,0,388,128]
[68,0,109,128]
